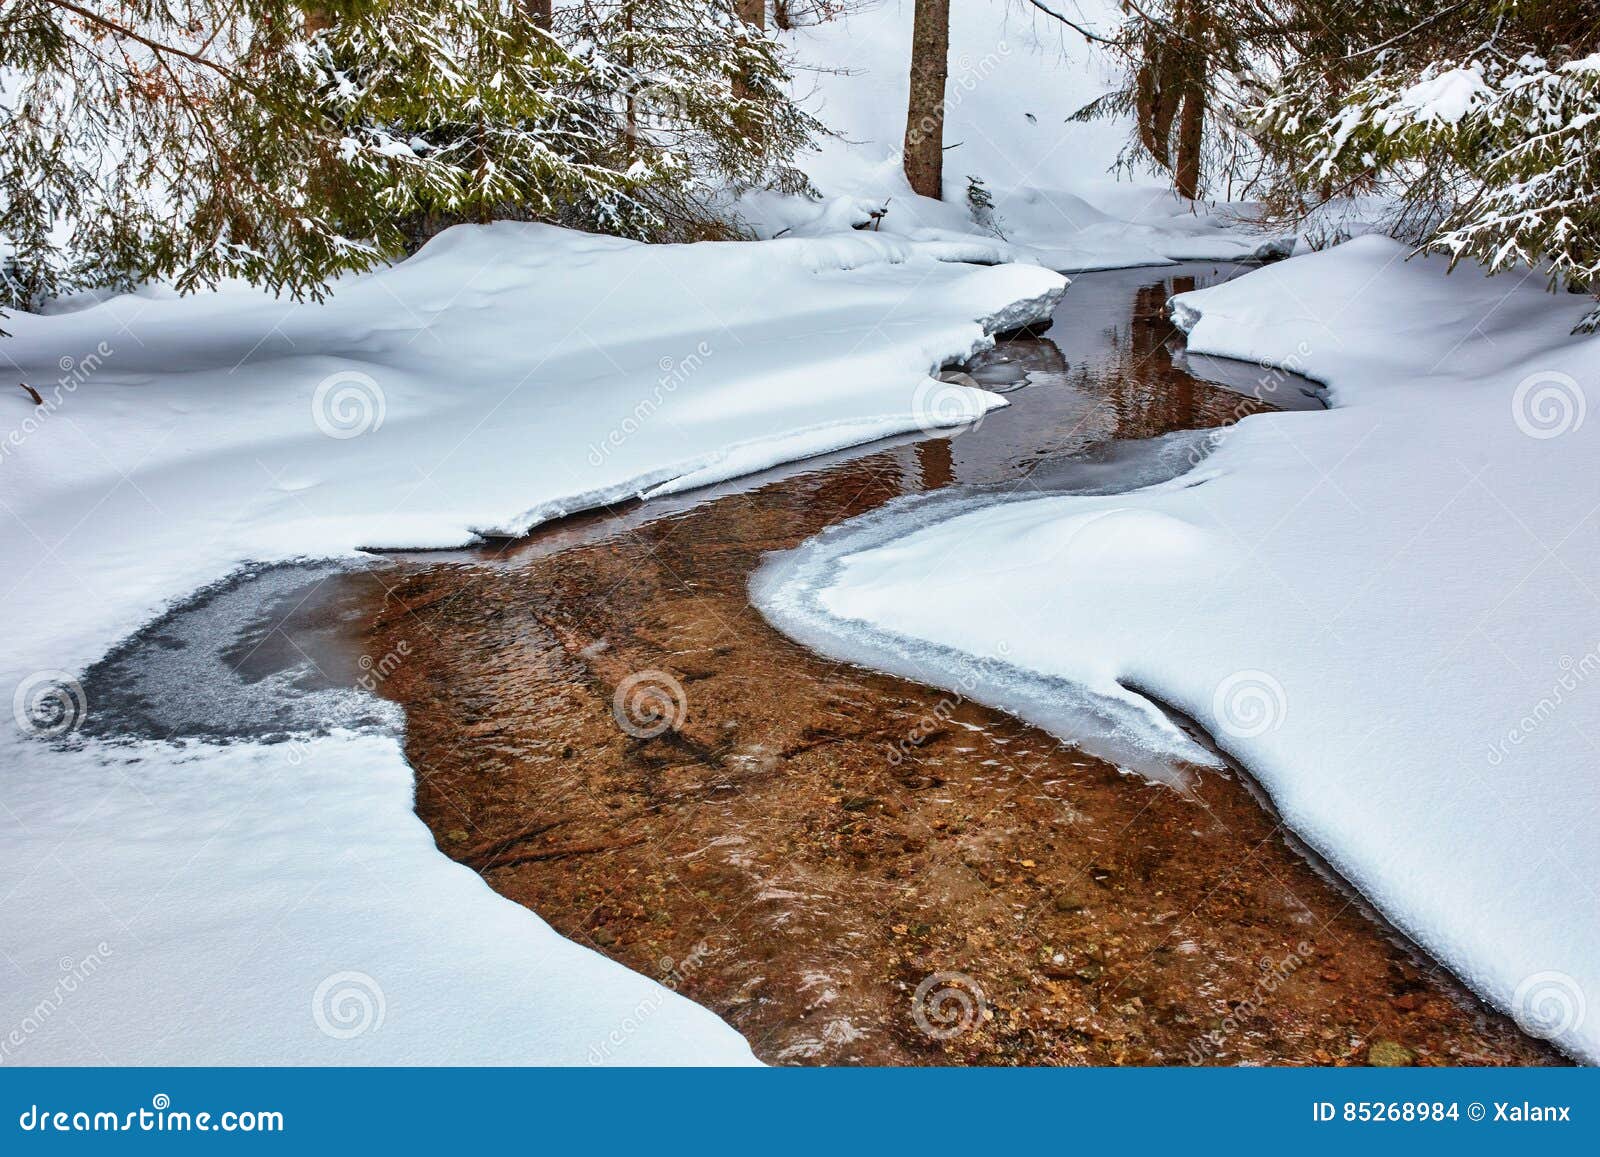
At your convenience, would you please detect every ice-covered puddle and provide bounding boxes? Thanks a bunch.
[330,264,1555,1066]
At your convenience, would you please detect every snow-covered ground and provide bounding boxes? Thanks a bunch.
[743,0,1288,269]
[0,0,1409,1068]
[755,235,1600,1063]
[0,223,1062,1064]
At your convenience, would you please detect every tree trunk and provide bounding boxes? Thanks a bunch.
[524,0,552,29]
[733,0,766,101]
[1172,3,1206,201]
[902,0,950,200]
[735,0,765,31]
[1173,87,1204,200]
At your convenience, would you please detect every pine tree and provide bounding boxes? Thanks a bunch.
[0,0,819,312]
[1057,1,1600,324]
[1254,0,1600,326]
[561,0,819,236]
[304,2,660,243]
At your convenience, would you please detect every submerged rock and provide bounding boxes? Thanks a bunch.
[1366,1038,1416,1067]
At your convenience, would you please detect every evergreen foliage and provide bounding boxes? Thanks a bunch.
[0,0,818,309]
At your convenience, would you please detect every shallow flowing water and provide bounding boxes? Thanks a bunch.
[84,263,1559,1065]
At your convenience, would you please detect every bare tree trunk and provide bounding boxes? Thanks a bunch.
[1173,88,1204,200]
[1172,2,1206,201]
[902,0,950,200]
[527,0,552,28]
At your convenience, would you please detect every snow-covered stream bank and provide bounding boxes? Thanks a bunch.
[754,236,1600,1063]
[80,261,1552,1067]
[0,224,1062,1064]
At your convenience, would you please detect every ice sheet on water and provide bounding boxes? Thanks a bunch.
[78,562,399,743]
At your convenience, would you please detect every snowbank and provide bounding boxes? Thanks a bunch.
[0,222,1063,1063]
[745,0,1288,269]
[755,235,1600,1062]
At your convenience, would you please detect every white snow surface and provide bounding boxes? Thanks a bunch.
[756,235,1600,1062]
[0,221,1063,1064]
[741,0,1289,270]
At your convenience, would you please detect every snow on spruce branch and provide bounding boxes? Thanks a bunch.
[0,0,820,312]
[1256,44,1600,328]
